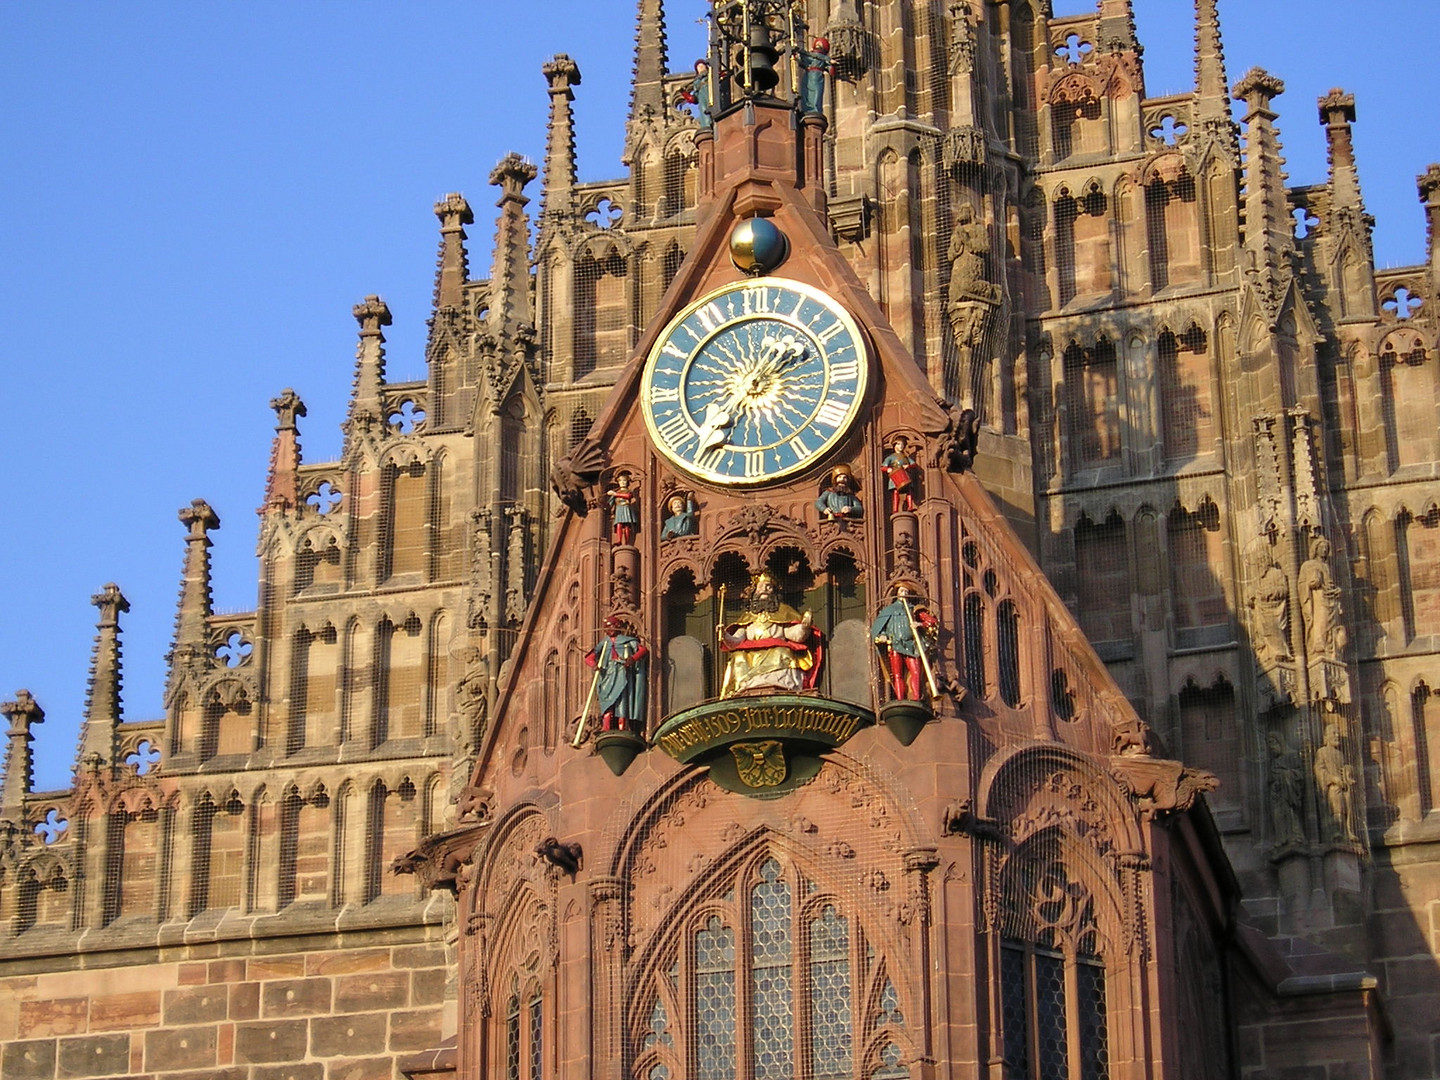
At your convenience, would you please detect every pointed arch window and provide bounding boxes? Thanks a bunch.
[1000,853,1111,1080]
[505,982,522,1080]
[641,855,893,1080]
[1074,512,1131,648]
[503,977,544,1080]
[1158,325,1214,461]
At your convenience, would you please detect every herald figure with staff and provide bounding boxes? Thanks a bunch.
[573,616,649,746]
[870,582,940,702]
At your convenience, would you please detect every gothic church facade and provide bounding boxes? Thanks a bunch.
[2,2,1438,1079]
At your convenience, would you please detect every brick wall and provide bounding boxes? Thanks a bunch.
[0,927,453,1080]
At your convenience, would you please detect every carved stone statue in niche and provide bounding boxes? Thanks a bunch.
[815,464,863,521]
[582,616,649,735]
[1245,541,1293,664]
[1266,731,1305,849]
[1298,536,1347,661]
[454,653,490,752]
[1313,723,1358,843]
[607,471,640,546]
[946,204,1000,306]
[870,583,940,701]
[718,573,821,696]
[661,492,699,539]
[881,436,921,513]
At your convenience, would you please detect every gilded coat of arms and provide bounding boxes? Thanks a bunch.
[731,739,787,788]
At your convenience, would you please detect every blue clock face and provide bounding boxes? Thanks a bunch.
[642,278,868,485]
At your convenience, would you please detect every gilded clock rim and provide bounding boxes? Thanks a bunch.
[640,275,869,487]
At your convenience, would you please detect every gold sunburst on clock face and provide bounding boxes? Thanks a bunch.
[641,277,868,485]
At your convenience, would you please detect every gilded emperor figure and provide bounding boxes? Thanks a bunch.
[718,573,821,696]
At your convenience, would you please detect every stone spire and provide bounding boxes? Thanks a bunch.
[261,388,306,514]
[1319,89,1364,217]
[1097,0,1139,52]
[1192,0,1230,122]
[81,584,129,768]
[1,690,43,818]
[170,501,218,677]
[344,294,392,454]
[541,55,582,223]
[630,0,669,119]
[1418,164,1440,285]
[432,193,474,312]
[1233,68,1294,312]
[486,154,539,335]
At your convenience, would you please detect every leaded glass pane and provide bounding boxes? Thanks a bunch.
[810,905,852,1078]
[696,916,737,1080]
[1077,960,1110,1080]
[751,860,794,1080]
[506,994,521,1080]
[1035,951,1068,1080]
[527,994,542,1080]
[645,997,673,1049]
[876,977,904,1027]
[872,1040,907,1079]
[649,1065,671,1080]
[1000,943,1029,1079]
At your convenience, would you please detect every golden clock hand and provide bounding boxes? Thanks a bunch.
[695,375,754,451]
[695,332,808,454]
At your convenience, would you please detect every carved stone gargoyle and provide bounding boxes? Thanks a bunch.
[1110,756,1220,819]
[550,438,608,515]
[932,402,980,474]
[536,837,583,874]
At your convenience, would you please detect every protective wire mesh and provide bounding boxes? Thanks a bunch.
[1034,951,1068,1080]
[751,859,795,1080]
[528,993,543,1080]
[1076,961,1109,1080]
[809,905,852,1078]
[695,916,738,1080]
[506,991,522,1080]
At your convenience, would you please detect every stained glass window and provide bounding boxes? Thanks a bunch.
[876,978,904,1028]
[1000,856,1110,1080]
[810,905,851,1078]
[528,991,543,1080]
[505,988,521,1080]
[696,916,737,1080]
[644,998,673,1049]
[670,856,873,1080]
[1002,940,1109,1080]
[872,1041,907,1079]
[751,860,795,1080]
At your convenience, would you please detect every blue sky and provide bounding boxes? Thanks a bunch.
[2,0,1436,792]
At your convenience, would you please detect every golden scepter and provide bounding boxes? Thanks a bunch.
[900,593,940,700]
[572,635,611,748]
[716,583,731,697]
